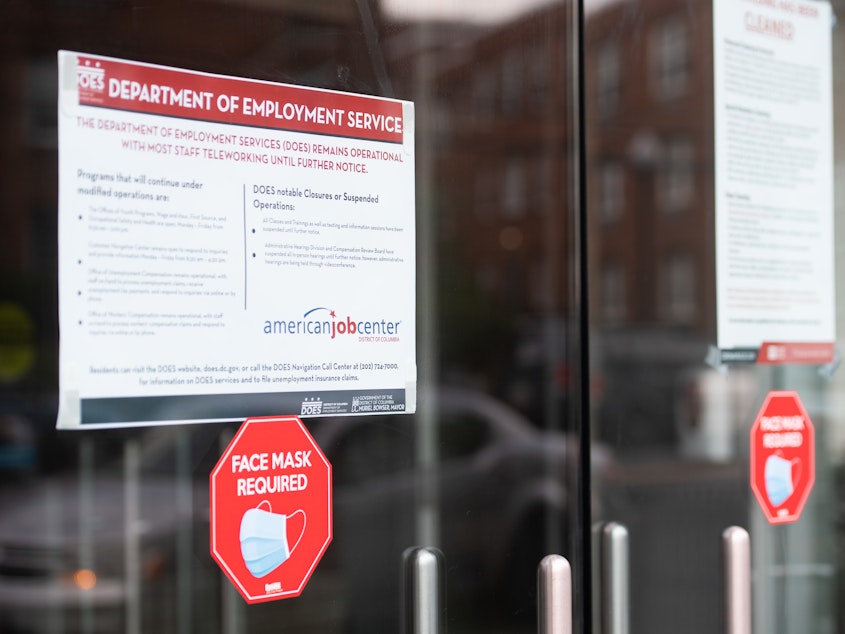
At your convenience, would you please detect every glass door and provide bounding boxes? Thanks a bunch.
[0,1,587,633]
[585,0,845,632]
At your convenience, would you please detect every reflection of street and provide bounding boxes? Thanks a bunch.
[315,387,590,632]
[0,470,190,634]
[0,388,593,633]
[600,460,747,634]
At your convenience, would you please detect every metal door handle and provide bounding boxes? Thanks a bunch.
[402,547,446,634]
[593,521,629,634]
[722,526,751,634]
[538,554,572,634]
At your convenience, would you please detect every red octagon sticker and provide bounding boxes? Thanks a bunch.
[750,391,815,525]
[210,416,332,603]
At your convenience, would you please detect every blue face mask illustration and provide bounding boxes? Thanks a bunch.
[765,454,798,508]
[239,501,306,578]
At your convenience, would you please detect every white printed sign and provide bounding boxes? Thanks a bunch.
[713,0,835,364]
[57,51,416,428]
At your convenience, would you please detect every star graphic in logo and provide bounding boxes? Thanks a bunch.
[330,310,336,318]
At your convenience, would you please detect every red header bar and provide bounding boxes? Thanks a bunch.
[75,54,405,143]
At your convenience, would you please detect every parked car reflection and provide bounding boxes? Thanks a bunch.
[314,387,605,630]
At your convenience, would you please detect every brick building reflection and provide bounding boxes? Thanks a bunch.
[423,0,716,424]
[416,0,716,333]
[394,6,580,417]
[585,0,717,450]
[586,0,715,338]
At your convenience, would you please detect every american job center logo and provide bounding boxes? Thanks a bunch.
[263,307,401,342]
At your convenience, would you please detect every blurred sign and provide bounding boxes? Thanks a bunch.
[210,416,332,603]
[713,0,834,365]
[750,391,815,525]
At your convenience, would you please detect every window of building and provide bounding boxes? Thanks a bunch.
[475,164,498,222]
[532,155,553,214]
[601,261,627,323]
[25,60,58,148]
[596,42,619,118]
[474,66,496,119]
[502,155,525,219]
[657,138,694,213]
[651,17,688,100]
[660,251,696,323]
[529,256,552,310]
[528,42,550,112]
[501,50,522,115]
[598,161,625,223]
